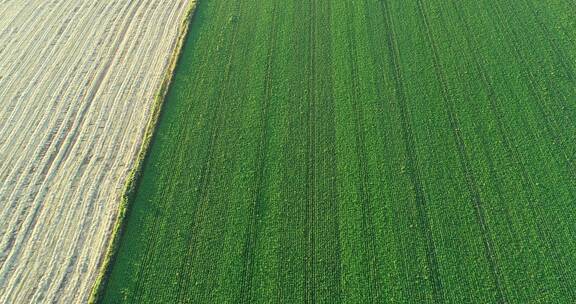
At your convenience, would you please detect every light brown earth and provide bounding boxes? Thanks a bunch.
[0,1,192,302]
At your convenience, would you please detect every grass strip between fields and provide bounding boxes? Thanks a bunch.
[88,2,199,303]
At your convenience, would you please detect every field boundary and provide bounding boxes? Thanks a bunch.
[87,2,198,303]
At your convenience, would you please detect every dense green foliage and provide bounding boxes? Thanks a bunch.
[100,0,576,302]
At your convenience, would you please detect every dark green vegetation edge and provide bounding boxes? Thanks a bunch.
[100,0,576,303]
[88,2,198,303]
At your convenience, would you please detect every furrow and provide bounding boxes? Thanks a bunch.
[414,0,507,302]
[379,1,445,302]
[173,2,245,301]
[489,0,576,179]
[238,1,278,301]
[343,0,384,301]
[304,0,317,302]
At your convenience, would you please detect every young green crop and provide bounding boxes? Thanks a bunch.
[99,0,576,303]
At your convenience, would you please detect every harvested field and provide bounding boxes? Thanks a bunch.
[99,0,576,303]
[0,1,192,303]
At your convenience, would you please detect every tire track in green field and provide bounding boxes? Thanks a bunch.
[500,0,576,125]
[343,0,383,301]
[542,0,576,48]
[360,0,411,299]
[489,0,576,204]
[309,0,342,300]
[305,0,317,301]
[238,1,278,301]
[458,0,576,295]
[321,0,342,301]
[513,0,576,176]
[173,1,245,301]
[454,2,576,297]
[446,3,540,302]
[521,0,576,84]
[518,1,576,171]
[275,1,307,300]
[489,1,576,180]
[379,1,445,302]
[129,2,229,301]
[414,1,508,303]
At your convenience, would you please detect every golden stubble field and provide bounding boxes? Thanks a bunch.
[0,1,191,302]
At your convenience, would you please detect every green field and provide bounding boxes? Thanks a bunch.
[99,0,576,302]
